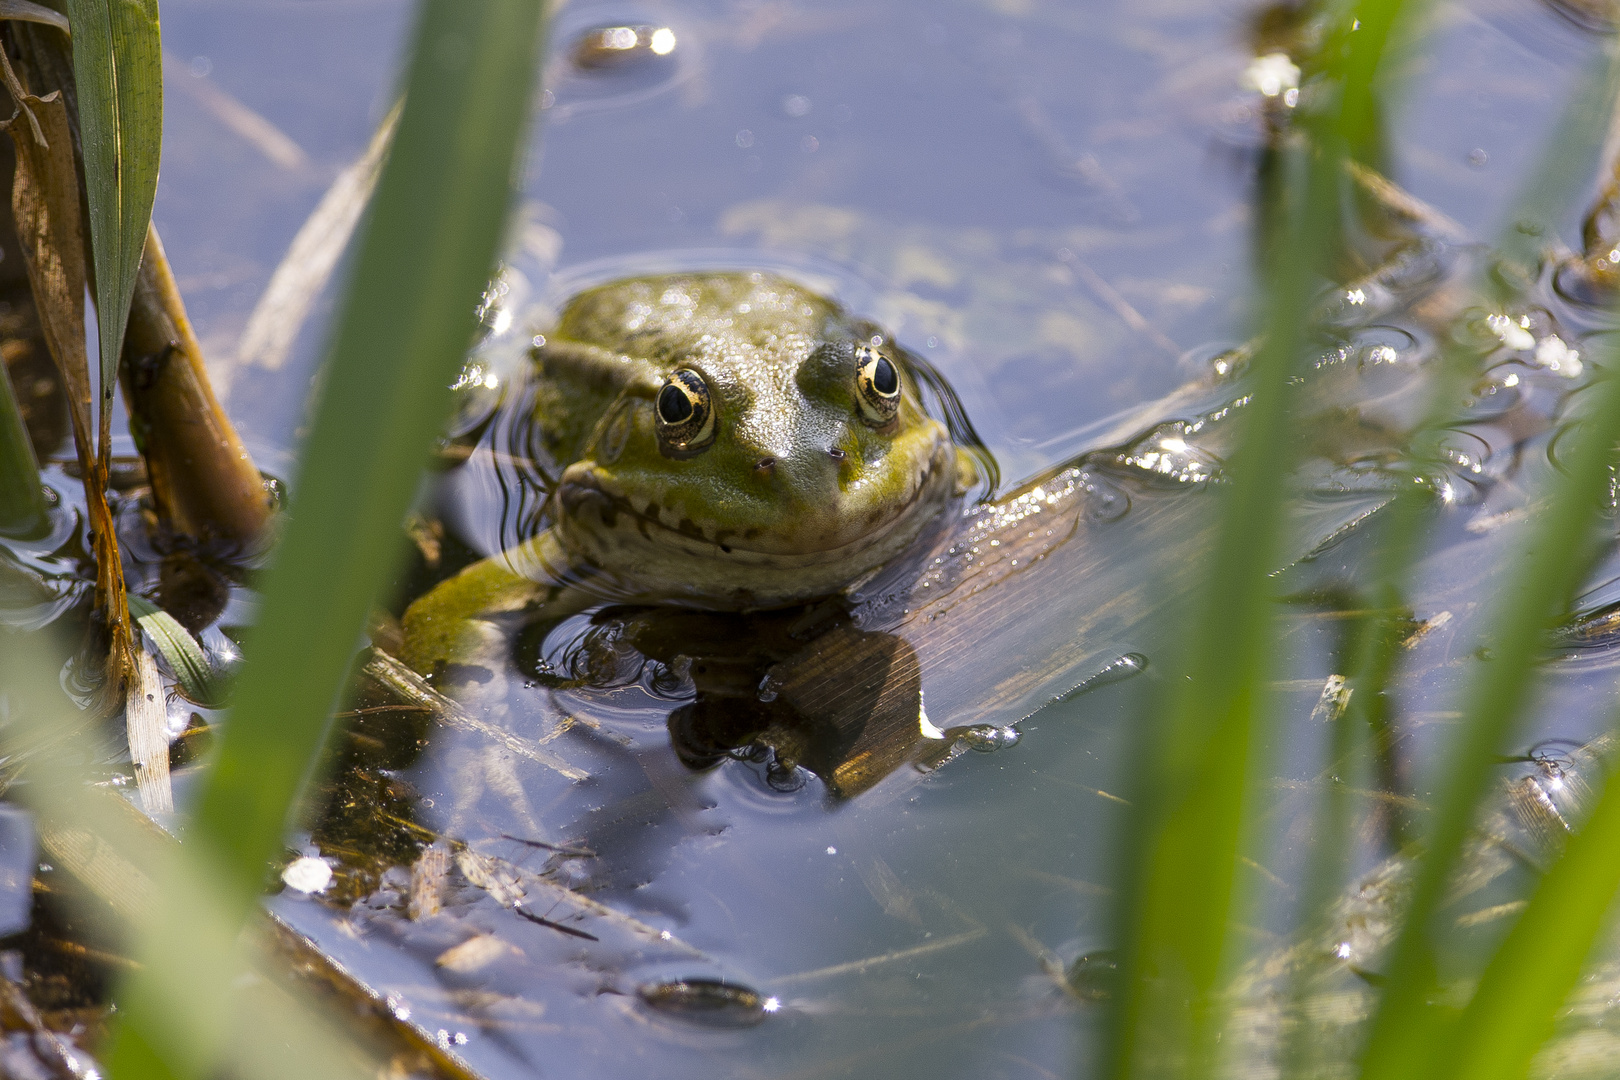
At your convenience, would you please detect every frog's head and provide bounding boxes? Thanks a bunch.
[551,274,960,608]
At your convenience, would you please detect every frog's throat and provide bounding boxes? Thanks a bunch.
[551,442,957,609]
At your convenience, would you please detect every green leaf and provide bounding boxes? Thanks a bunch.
[0,0,70,35]
[0,633,379,1080]
[62,0,161,408]
[127,592,221,705]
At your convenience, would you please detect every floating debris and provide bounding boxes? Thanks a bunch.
[1485,312,1536,351]
[436,934,520,974]
[638,978,775,1027]
[1533,333,1582,377]
[281,856,333,895]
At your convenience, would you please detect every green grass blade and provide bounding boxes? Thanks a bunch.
[1441,699,1620,1080]
[62,0,160,412]
[0,358,45,537]
[100,0,548,1073]
[1355,41,1620,1080]
[1108,4,1413,1077]
[1110,158,1319,1080]
[1357,389,1620,1072]
[187,0,547,910]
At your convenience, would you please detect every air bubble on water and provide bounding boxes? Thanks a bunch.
[765,761,806,792]
[757,672,782,703]
[957,725,1021,753]
[638,978,771,1027]
[1084,480,1130,522]
[1062,653,1149,700]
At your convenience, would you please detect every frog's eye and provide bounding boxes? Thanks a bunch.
[854,345,901,426]
[656,368,715,451]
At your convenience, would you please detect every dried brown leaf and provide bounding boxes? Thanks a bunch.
[3,91,131,693]
[126,647,172,814]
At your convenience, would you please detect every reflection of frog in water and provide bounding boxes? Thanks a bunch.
[401,272,983,680]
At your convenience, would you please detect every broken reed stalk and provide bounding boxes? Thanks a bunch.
[121,224,273,549]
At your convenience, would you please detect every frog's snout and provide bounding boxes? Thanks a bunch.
[758,444,849,504]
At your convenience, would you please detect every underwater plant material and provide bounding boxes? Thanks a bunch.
[1,90,133,696]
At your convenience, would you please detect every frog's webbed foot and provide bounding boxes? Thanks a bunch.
[400,530,595,688]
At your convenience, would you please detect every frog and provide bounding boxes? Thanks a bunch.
[400,272,976,678]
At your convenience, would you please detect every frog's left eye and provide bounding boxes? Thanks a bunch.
[854,345,901,426]
[656,368,715,451]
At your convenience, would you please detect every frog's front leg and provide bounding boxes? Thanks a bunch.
[400,529,595,682]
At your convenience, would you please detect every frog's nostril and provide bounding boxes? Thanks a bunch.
[827,447,846,460]
[755,457,776,472]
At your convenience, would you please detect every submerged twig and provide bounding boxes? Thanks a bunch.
[236,101,400,374]
[361,649,589,782]
[770,927,988,985]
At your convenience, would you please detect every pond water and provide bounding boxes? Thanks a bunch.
[9,0,1620,1076]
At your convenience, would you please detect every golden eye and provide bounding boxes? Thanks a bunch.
[656,368,715,451]
[854,345,901,425]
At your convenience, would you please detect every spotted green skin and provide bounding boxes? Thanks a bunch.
[402,272,962,673]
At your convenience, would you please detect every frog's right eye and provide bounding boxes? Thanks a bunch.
[656,368,715,451]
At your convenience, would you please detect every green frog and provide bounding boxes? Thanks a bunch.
[401,272,975,677]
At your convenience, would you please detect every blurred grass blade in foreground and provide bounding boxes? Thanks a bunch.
[193,0,547,908]
[0,635,376,1080]
[92,0,550,1074]
[1107,2,1412,1077]
[1356,43,1620,1080]
[1441,706,1620,1080]
[1359,363,1620,1078]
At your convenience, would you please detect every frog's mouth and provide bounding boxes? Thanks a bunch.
[555,442,954,562]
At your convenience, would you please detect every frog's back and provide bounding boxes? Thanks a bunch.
[553,273,845,364]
